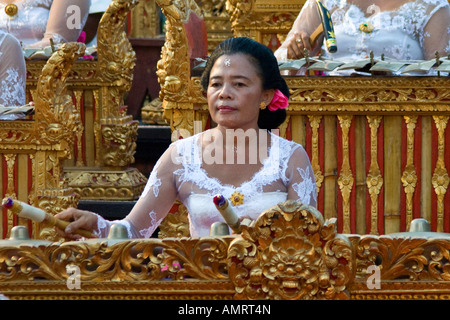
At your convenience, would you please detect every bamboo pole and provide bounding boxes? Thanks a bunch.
[421,116,432,225]
[354,116,366,234]
[383,116,402,234]
[323,116,337,221]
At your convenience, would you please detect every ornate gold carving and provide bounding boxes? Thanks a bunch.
[308,115,324,193]
[156,0,208,135]
[158,203,190,238]
[286,77,450,113]
[431,116,449,233]
[156,0,203,101]
[64,168,147,200]
[401,116,418,231]
[0,236,233,282]
[96,0,140,169]
[337,115,354,234]
[4,154,17,238]
[366,116,383,235]
[97,0,137,90]
[226,0,302,41]
[198,0,233,53]
[34,43,85,153]
[6,209,450,299]
[72,91,85,167]
[101,118,139,166]
[0,42,83,239]
[355,235,450,282]
[228,201,354,300]
[129,0,161,38]
[141,98,166,125]
[20,0,149,201]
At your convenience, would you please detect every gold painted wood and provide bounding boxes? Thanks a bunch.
[431,116,449,232]
[25,0,147,201]
[226,0,307,48]
[366,116,383,235]
[401,116,418,231]
[3,202,450,300]
[383,116,402,234]
[0,42,85,239]
[323,116,337,221]
[354,116,366,234]
[337,115,353,234]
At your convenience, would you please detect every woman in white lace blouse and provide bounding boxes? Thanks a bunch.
[56,37,318,239]
[0,0,90,112]
[275,0,450,62]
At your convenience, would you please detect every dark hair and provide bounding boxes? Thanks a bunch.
[200,37,288,130]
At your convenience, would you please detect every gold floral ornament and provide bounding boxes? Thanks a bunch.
[229,191,244,206]
[228,201,354,300]
[5,4,18,17]
[359,22,374,33]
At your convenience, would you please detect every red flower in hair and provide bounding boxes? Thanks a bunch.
[268,89,289,111]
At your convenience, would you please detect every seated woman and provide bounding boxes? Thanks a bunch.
[275,0,450,62]
[55,37,318,239]
[0,0,90,111]
[0,0,91,48]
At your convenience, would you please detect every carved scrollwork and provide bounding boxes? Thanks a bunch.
[0,237,234,282]
[156,0,206,103]
[97,0,137,89]
[226,0,254,27]
[101,119,138,166]
[158,203,190,238]
[355,235,450,282]
[228,201,354,300]
[34,42,85,151]
[286,78,450,113]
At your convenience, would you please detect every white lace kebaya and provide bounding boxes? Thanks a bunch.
[0,31,25,117]
[94,130,318,238]
[0,0,90,47]
[275,0,450,63]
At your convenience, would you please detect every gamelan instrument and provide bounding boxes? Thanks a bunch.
[2,197,95,238]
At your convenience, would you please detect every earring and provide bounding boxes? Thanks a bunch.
[259,102,266,110]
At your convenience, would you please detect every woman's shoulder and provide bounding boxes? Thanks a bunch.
[170,130,203,148]
[270,131,304,150]
[269,132,308,164]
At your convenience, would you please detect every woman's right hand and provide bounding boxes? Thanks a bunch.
[54,208,98,240]
[286,31,314,59]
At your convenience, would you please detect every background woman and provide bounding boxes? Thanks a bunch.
[275,0,450,62]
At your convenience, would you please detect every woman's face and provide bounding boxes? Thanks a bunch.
[207,53,273,131]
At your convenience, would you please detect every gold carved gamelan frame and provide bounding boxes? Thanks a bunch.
[26,0,147,201]
[0,43,85,239]
[2,201,450,300]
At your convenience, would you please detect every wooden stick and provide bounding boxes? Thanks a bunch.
[309,24,324,47]
[213,195,241,233]
[2,198,95,238]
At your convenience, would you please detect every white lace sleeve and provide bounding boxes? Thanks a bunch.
[94,143,181,239]
[285,144,317,207]
[0,32,26,113]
